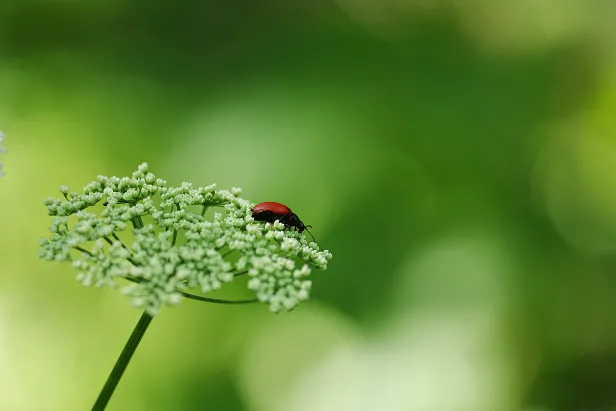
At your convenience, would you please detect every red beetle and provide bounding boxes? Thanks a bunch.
[251,202,316,242]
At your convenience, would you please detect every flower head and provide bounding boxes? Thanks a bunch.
[39,163,332,315]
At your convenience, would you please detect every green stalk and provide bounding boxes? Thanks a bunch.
[91,311,153,411]
[132,215,144,229]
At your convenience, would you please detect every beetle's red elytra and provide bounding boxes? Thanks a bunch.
[251,202,315,242]
[252,202,293,216]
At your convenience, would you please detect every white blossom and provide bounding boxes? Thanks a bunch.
[39,163,332,315]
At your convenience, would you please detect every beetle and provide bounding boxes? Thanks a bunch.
[251,202,316,242]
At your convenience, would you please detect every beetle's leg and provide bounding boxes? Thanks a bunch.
[253,210,277,223]
[277,213,291,226]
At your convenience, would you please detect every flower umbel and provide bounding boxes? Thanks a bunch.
[38,163,332,315]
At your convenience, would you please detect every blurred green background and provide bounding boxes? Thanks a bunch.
[2,1,616,410]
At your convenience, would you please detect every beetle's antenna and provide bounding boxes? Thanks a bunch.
[304,225,316,242]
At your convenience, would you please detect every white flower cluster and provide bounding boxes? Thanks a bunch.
[39,163,332,315]
[0,131,6,177]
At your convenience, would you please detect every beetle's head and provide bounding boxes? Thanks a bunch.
[292,214,315,242]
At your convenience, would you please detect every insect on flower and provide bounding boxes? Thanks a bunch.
[251,202,316,242]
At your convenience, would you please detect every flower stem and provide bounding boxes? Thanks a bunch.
[91,311,153,411]
[132,215,144,229]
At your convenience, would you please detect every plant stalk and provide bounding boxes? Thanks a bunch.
[91,310,153,411]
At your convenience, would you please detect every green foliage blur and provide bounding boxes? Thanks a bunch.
[2,1,616,410]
